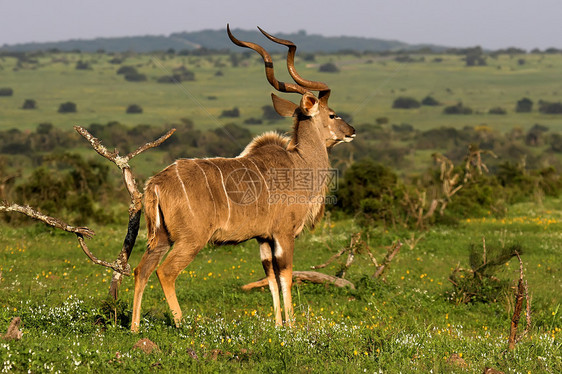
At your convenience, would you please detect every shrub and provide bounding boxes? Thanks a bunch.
[446,242,522,304]
[421,95,440,106]
[116,66,137,75]
[443,102,473,114]
[488,107,506,114]
[22,99,37,110]
[392,123,414,132]
[58,102,77,113]
[539,100,562,114]
[108,57,123,64]
[262,105,281,121]
[465,54,487,66]
[336,158,401,226]
[126,104,143,114]
[0,88,14,96]
[244,117,263,125]
[37,123,53,134]
[375,117,389,125]
[515,97,533,112]
[157,67,195,83]
[318,62,340,73]
[392,97,420,109]
[75,61,91,70]
[124,73,147,82]
[220,107,240,118]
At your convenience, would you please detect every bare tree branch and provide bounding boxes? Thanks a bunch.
[0,202,94,238]
[73,126,175,299]
[0,202,131,274]
[508,251,528,350]
[373,241,403,279]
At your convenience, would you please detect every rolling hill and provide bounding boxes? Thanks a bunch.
[0,28,448,53]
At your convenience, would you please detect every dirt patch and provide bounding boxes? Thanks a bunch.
[2,317,22,341]
[132,338,160,354]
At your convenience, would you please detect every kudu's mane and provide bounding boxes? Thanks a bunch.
[238,131,292,157]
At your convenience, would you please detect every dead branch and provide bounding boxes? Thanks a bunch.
[241,270,355,291]
[0,202,94,238]
[373,241,403,278]
[311,246,348,270]
[508,251,530,350]
[74,126,175,299]
[0,202,133,274]
[336,232,363,279]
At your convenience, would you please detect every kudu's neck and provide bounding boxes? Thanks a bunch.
[290,118,330,168]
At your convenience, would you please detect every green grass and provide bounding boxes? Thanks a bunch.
[1,52,562,134]
[1,199,561,372]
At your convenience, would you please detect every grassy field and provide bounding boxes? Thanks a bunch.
[1,198,561,373]
[1,50,562,372]
[1,52,562,135]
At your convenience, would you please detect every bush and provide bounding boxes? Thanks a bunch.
[126,104,143,114]
[465,54,487,66]
[37,123,53,134]
[116,66,137,75]
[336,158,401,226]
[375,117,389,125]
[0,88,14,96]
[75,61,91,70]
[22,99,37,110]
[262,105,281,121]
[443,102,473,114]
[157,67,195,83]
[539,100,562,114]
[515,97,533,112]
[421,95,440,106]
[488,107,506,115]
[244,117,263,125]
[392,123,414,132]
[58,102,77,113]
[124,73,147,82]
[318,62,340,73]
[392,97,420,109]
[446,242,522,304]
[220,107,240,118]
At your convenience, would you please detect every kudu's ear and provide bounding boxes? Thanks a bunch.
[271,93,298,117]
[300,92,319,117]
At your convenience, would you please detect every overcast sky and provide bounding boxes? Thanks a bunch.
[1,0,560,50]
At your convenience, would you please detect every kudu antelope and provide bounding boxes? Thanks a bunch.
[131,25,355,331]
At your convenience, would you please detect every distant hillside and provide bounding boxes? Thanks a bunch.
[0,28,447,53]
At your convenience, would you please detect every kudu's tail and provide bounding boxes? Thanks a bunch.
[144,183,164,249]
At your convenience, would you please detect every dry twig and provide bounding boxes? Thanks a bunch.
[508,251,531,350]
[373,241,403,279]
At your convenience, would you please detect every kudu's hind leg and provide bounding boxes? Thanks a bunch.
[259,240,282,326]
[132,228,170,332]
[156,238,204,328]
[273,236,295,326]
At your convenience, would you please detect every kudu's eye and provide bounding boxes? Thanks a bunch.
[329,114,336,119]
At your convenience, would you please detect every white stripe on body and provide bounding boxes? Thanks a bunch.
[175,163,193,215]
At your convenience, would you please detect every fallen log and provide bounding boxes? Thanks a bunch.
[241,270,355,291]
